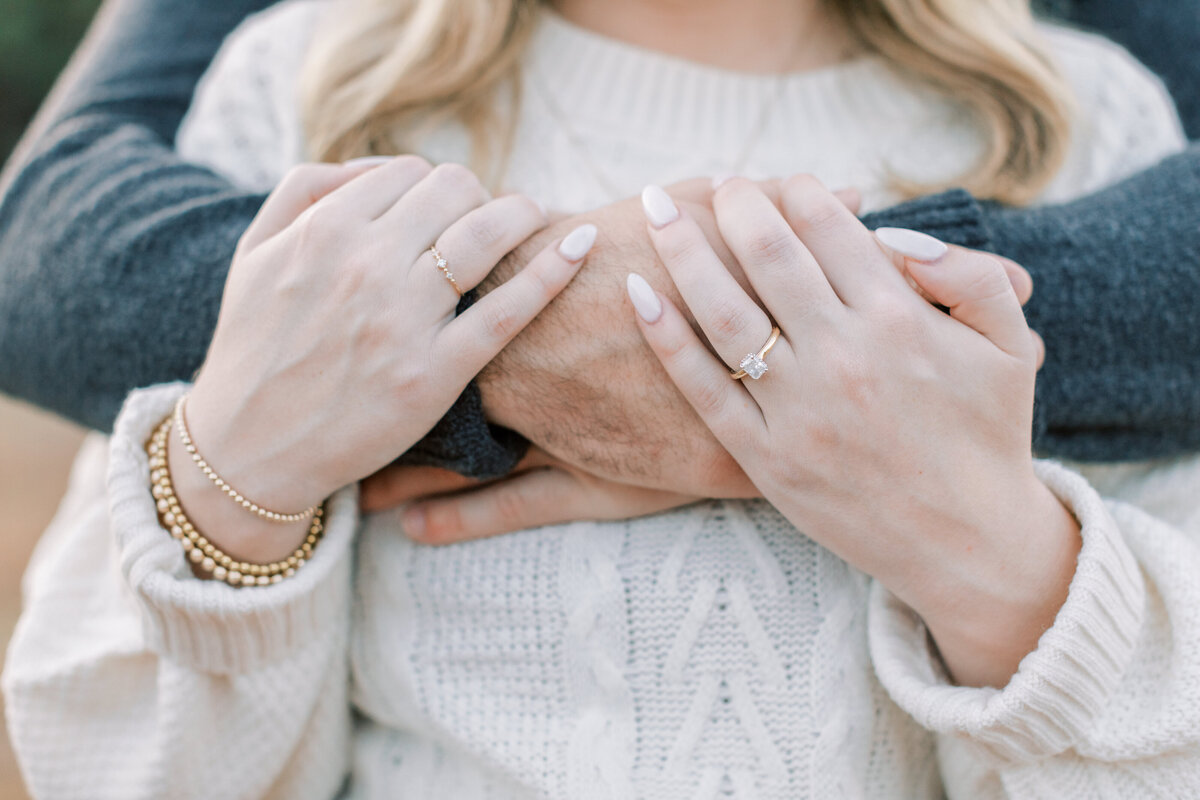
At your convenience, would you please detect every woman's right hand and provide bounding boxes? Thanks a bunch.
[179,156,593,559]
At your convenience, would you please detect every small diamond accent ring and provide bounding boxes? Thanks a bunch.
[429,245,463,297]
[730,326,781,380]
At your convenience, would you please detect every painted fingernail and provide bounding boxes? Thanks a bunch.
[712,173,737,190]
[558,223,598,261]
[626,273,662,323]
[875,227,948,263]
[402,506,426,539]
[641,185,680,228]
[343,156,394,168]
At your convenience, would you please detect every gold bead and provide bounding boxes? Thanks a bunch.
[213,566,227,581]
[241,574,256,587]
[227,570,242,585]
[170,526,184,539]
[188,548,204,564]
[203,543,215,556]
[180,538,193,551]
[221,555,232,568]
[256,576,270,587]
[201,557,216,572]
[156,499,169,513]
[271,575,282,584]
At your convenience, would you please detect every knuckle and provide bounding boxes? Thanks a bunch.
[706,297,758,342]
[656,225,710,266]
[492,487,530,528]
[784,174,842,230]
[743,227,795,266]
[479,297,527,343]
[430,162,485,199]
[689,376,729,418]
[959,257,1015,303]
[461,209,507,252]
[294,202,350,250]
[873,299,925,344]
[827,351,879,411]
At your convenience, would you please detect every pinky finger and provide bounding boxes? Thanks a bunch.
[626,273,765,448]
[439,224,596,378]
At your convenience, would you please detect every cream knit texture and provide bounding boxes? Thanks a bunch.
[5,3,1197,798]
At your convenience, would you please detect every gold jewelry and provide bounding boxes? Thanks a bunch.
[430,245,463,297]
[730,326,781,380]
[174,395,317,523]
[147,414,325,587]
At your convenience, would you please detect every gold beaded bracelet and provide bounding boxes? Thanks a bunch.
[147,414,325,587]
[173,395,318,523]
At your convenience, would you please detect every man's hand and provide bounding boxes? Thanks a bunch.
[476,180,763,498]
[361,446,696,543]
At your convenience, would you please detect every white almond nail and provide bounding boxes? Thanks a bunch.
[641,185,680,228]
[558,224,598,261]
[626,273,662,323]
[875,227,948,263]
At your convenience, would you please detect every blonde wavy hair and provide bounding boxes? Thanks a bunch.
[300,0,1073,205]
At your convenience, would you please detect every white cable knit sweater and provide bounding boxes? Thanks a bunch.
[5,3,1198,798]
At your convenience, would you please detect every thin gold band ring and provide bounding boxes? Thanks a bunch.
[429,245,463,297]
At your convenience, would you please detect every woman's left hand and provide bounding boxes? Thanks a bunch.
[629,177,1081,688]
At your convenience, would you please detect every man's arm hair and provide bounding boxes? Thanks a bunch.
[0,0,521,477]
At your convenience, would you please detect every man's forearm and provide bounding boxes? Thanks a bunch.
[0,0,272,431]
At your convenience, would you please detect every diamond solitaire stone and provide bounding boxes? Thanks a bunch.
[739,352,768,379]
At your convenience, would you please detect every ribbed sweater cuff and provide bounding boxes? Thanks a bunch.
[108,383,356,674]
[860,189,992,250]
[868,459,1145,764]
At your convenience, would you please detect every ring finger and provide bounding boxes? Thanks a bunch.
[416,194,548,303]
[641,185,787,381]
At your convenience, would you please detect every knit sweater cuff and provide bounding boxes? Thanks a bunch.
[867,459,1145,764]
[108,383,356,674]
[860,189,992,250]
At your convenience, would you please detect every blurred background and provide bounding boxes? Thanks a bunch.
[1,0,105,796]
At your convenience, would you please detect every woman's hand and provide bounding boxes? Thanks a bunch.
[175,157,595,563]
[629,177,1080,688]
[358,446,696,543]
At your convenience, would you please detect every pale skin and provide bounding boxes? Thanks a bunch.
[172,0,1075,689]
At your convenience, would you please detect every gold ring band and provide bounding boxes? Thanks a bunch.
[430,245,463,297]
[730,326,781,380]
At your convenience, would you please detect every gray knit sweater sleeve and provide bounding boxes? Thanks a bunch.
[0,0,1197,477]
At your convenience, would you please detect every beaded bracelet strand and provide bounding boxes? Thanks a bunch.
[174,395,318,523]
[147,414,324,587]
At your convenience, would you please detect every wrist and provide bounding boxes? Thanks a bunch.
[186,378,332,512]
[166,425,314,568]
[911,477,1082,687]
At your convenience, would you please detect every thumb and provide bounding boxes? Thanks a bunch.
[876,227,1033,359]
